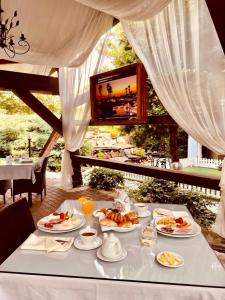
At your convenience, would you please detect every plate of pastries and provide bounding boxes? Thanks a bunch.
[95,208,139,232]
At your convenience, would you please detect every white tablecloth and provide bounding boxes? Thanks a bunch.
[0,273,224,300]
[0,160,42,183]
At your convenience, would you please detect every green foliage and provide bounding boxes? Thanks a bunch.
[134,148,145,157]
[128,178,216,228]
[88,167,124,190]
[48,138,64,172]
[80,140,94,156]
[0,91,62,171]
[0,111,63,171]
[105,24,139,68]
[0,92,60,116]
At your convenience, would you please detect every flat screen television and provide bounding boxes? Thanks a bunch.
[90,63,148,125]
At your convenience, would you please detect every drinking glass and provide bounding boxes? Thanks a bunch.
[81,198,94,215]
[80,197,94,225]
[140,222,157,248]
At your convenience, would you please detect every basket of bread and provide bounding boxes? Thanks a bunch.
[95,208,139,232]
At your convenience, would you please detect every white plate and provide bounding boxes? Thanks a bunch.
[157,251,184,268]
[155,216,200,238]
[153,208,172,218]
[97,247,127,262]
[37,215,86,234]
[101,223,139,233]
[74,236,102,250]
[157,222,201,238]
[138,211,151,218]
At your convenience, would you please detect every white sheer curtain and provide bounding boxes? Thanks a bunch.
[122,0,225,236]
[59,37,107,189]
[75,0,171,21]
[1,0,112,67]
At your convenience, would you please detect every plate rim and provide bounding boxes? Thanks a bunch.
[156,222,201,238]
[156,251,184,268]
[97,247,127,262]
[37,217,86,234]
[74,236,102,250]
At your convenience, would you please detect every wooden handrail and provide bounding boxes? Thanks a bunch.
[71,154,221,190]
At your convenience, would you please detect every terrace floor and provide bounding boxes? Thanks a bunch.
[1,172,224,268]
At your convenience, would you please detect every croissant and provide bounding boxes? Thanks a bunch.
[103,209,139,226]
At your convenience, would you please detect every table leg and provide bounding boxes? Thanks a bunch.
[28,192,32,207]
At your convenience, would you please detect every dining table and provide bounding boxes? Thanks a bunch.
[0,158,42,183]
[0,200,224,300]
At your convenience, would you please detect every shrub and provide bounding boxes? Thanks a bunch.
[134,148,145,157]
[80,140,93,156]
[88,167,124,190]
[128,178,216,228]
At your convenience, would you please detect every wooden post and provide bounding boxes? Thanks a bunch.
[70,150,83,187]
[169,126,178,162]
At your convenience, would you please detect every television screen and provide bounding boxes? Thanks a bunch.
[96,74,137,120]
[90,63,147,125]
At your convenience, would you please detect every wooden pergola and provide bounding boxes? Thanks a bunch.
[0,0,223,190]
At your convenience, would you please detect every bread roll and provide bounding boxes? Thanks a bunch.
[100,218,118,227]
[125,211,138,221]
[119,221,133,228]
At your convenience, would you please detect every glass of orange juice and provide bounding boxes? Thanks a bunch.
[81,198,94,215]
[79,197,94,224]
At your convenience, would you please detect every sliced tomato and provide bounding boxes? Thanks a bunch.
[44,223,53,228]
[60,213,65,220]
[176,222,191,228]
[175,217,183,224]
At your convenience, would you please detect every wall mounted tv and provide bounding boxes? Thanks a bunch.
[90,63,148,125]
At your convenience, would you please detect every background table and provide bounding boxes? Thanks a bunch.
[0,201,225,300]
[0,159,41,183]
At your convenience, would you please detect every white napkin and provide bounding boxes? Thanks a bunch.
[21,234,74,253]
[114,191,131,213]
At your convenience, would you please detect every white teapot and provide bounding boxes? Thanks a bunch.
[101,233,122,259]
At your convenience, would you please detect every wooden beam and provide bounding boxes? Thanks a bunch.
[0,70,59,94]
[206,0,225,53]
[13,88,62,134]
[39,130,61,157]
[71,155,220,190]
[0,59,18,65]
[148,115,176,125]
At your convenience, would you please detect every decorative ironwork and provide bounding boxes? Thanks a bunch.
[0,0,30,58]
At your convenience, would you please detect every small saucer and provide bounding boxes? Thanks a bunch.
[97,247,127,262]
[74,236,102,250]
[138,211,151,218]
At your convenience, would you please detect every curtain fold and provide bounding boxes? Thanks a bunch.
[59,36,107,189]
[75,0,172,21]
[122,0,225,237]
[0,0,113,67]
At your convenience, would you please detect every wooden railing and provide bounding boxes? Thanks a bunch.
[70,154,221,190]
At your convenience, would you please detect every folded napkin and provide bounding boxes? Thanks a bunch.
[21,234,74,253]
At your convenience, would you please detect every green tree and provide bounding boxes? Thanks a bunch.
[0,92,61,116]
